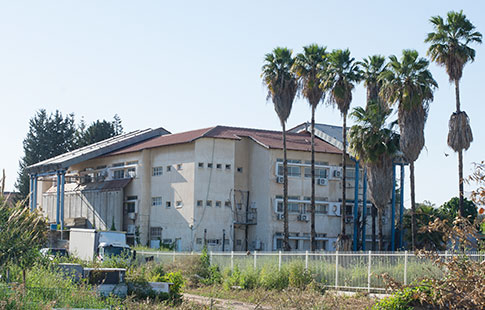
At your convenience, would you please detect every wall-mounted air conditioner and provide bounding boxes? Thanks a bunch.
[276,176,284,184]
[298,214,309,222]
[317,178,328,186]
[276,213,284,221]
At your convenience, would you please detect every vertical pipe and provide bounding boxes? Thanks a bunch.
[353,160,360,251]
[391,164,396,251]
[367,251,372,292]
[399,164,405,249]
[33,175,38,211]
[362,168,368,251]
[60,171,65,232]
[29,175,34,211]
[56,172,61,226]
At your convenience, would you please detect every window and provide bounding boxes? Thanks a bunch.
[196,238,202,244]
[112,162,124,167]
[277,164,301,177]
[176,201,183,208]
[198,162,204,168]
[236,239,242,246]
[126,161,138,165]
[96,165,107,169]
[113,170,124,179]
[225,200,232,208]
[166,166,171,172]
[150,227,162,238]
[126,202,136,213]
[166,201,171,208]
[197,200,203,207]
[237,167,243,173]
[152,197,162,207]
[127,195,138,201]
[207,239,220,245]
[225,164,231,170]
[304,167,328,178]
[276,201,301,213]
[316,204,329,214]
[216,163,222,169]
[207,163,213,168]
[177,164,182,170]
[206,200,212,207]
[215,201,221,208]
[152,167,163,176]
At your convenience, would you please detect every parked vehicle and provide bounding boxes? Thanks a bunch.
[40,247,69,260]
[69,228,135,262]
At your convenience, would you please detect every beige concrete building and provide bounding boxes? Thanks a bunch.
[29,125,391,252]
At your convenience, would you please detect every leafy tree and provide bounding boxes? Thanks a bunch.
[320,49,362,250]
[403,201,445,250]
[425,11,482,216]
[262,47,298,251]
[349,101,400,250]
[380,50,438,250]
[77,116,123,148]
[438,197,477,223]
[0,199,48,283]
[293,44,328,251]
[16,110,77,198]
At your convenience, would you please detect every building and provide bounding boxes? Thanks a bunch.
[28,124,392,252]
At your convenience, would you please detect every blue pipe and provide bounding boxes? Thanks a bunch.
[33,176,38,210]
[60,172,65,231]
[29,176,34,211]
[56,172,61,226]
[391,164,396,251]
[362,168,367,251]
[353,160,360,251]
[399,164,405,249]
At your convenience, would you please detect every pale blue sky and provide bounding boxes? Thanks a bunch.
[0,1,484,208]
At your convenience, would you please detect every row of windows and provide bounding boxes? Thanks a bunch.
[152,164,183,176]
[196,200,231,208]
[277,165,329,178]
[152,197,183,208]
[198,162,231,170]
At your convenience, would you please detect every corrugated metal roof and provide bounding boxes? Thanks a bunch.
[27,127,170,174]
[45,179,132,193]
[108,125,342,155]
[290,122,345,151]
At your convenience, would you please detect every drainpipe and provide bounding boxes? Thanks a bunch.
[391,164,396,251]
[362,168,367,251]
[399,164,405,249]
[353,160,359,251]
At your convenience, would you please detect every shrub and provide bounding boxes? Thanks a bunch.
[259,265,289,290]
[287,261,313,289]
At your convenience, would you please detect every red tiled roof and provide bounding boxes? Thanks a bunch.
[108,126,341,156]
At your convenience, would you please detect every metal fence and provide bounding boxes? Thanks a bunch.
[136,250,485,292]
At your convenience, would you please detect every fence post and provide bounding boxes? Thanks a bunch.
[367,251,372,292]
[254,251,257,269]
[210,251,213,266]
[404,250,408,285]
[231,251,234,272]
[278,251,282,271]
[305,251,309,270]
[335,251,339,289]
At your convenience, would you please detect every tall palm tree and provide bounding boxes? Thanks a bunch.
[261,47,298,251]
[358,55,387,250]
[293,44,328,251]
[349,102,400,250]
[425,10,482,216]
[380,50,438,250]
[321,49,361,250]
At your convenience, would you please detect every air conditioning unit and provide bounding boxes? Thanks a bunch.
[330,203,341,216]
[333,170,342,178]
[317,178,328,186]
[298,214,309,222]
[128,170,136,178]
[276,213,284,221]
[128,212,136,220]
[127,225,136,234]
[276,176,284,184]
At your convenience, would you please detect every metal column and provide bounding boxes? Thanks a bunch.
[56,172,61,226]
[60,171,65,231]
[399,164,405,249]
[362,168,368,251]
[353,160,360,251]
[33,175,38,210]
[391,164,396,251]
[29,175,34,211]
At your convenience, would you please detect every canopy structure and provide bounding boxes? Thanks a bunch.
[26,127,170,231]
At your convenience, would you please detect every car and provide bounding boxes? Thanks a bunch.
[40,248,69,259]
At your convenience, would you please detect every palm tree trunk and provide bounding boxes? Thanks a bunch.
[410,161,417,250]
[339,113,347,250]
[377,208,383,251]
[282,122,290,251]
[311,105,316,252]
[455,79,464,217]
[371,205,376,251]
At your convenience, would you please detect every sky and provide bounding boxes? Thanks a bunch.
[0,1,484,208]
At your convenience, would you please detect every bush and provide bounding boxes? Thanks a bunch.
[373,282,434,310]
[287,261,313,289]
[259,265,289,290]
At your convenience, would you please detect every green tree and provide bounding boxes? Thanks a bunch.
[77,116,123,148]
[293,44,328,251]
[380,50,438,250]
[425,10,482,216]
[349,102,400,250]
[438,196,477,223]
[262,47,298,251]
[0,199,48,283]
[321,49,361,250]
[16,110,77,198]
[403,201,446,251]
[358,54,388,250]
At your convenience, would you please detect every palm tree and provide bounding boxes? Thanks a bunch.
[320,49,361,250]
[380,50,438,249]
[293,44,328,251]
[425,10,482,216]
[261,47,298,251]
[349,102,400,250]
[358,55,387,250]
